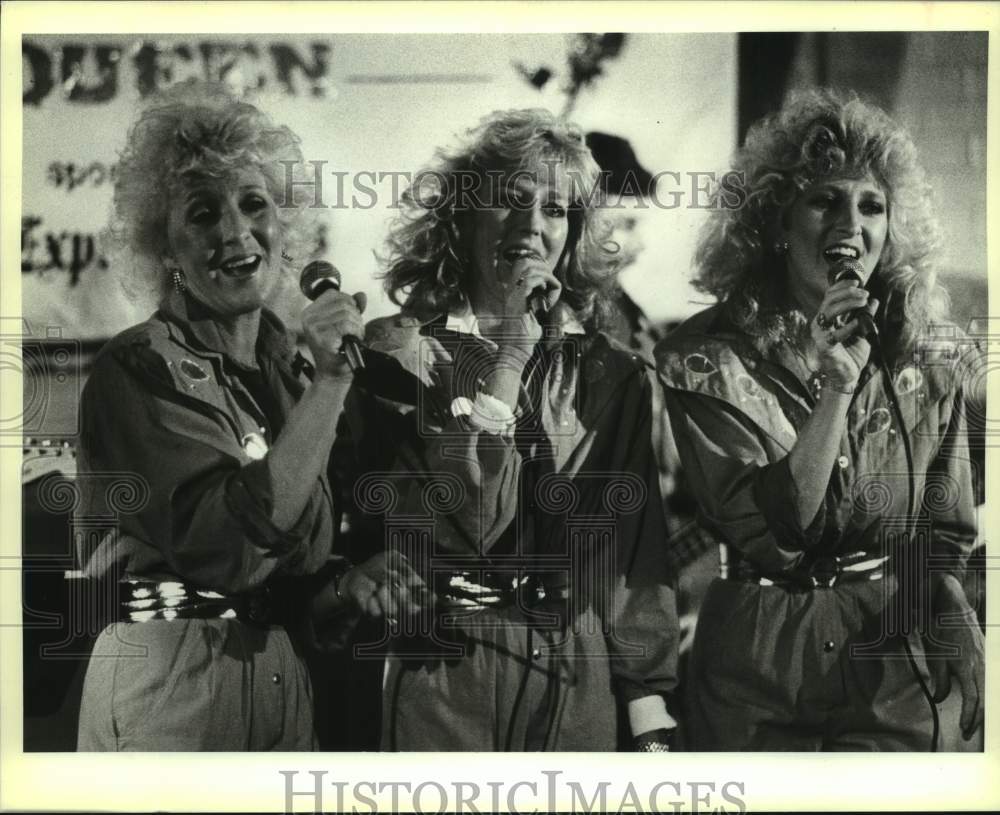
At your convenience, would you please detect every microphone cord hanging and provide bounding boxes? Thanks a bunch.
[868,323,937,751]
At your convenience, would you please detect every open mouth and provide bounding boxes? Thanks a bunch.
[823,244,860,262]
[501,246,543,264]
[217,254,262,278]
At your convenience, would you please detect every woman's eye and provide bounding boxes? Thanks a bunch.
[860,200,886,216]
[187,206,214,224]
[501,193,530,210]
[243,195,269,212]
[543,203,567,218]
[809,194,836,210]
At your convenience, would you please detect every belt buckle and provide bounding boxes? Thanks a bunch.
[808,556,840,589]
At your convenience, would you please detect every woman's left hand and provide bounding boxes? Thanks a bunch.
[925,574,984,740]
[810,280,879,386]
[495,269,563,352]
[337,551,432,623]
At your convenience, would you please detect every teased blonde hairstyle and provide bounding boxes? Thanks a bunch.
[381,108,618,325]
[695,87,947,358]
[109,80,315,302]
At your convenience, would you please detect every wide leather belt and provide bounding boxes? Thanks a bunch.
[434,571,570,611]
[728,551,890,590]
[117,579,284,625]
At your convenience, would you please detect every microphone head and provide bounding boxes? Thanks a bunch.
[300,260,342,299]
[528,285,550,316]
[828,257,865,286]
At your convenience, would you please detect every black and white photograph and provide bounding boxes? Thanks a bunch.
[2,1,997,812]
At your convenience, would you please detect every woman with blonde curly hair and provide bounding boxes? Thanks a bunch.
[75,81,422,751]
[351,108,679,750]
[656,88,982,750]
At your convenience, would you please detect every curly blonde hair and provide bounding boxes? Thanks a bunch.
[381,108,619,325]
[695,87,947,359]
[109,80,316,302]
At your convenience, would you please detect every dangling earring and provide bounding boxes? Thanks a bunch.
[773,240,789,255]
[436,255,460,291]
[170,267,187,293]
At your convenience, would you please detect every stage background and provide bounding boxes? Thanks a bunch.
[20,33,737,338]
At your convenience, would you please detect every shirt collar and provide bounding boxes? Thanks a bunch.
[159,289,293,371]
[442,303,586,348]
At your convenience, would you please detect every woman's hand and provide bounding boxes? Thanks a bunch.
[301,289,367,379]
[810,279,878,387]
[496,269,562,351]
[337,551,432,623]
[925,574,985,740]
[788,279,879,530]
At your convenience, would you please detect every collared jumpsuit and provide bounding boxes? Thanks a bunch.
[656,305,978,751]
[344,312,679,750]
[76,291,336,751]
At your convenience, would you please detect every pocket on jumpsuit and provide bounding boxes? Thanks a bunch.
[111,619,220,750]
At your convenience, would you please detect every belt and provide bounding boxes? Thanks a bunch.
[434,571,570,611]
[728,552,890,590]
[117,579,284,625]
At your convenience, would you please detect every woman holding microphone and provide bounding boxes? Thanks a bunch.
[350,108,679,751]
[656,88,983,750]
[75,80,421,750]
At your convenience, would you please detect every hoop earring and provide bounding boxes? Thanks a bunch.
[170,268,187,293]
[773,240,789,255]
[436,255,461,291]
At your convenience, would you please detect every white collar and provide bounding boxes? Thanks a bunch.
[444,304,586,348]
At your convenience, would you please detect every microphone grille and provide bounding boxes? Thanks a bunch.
[828,257,865,285]
[300,260,341,297]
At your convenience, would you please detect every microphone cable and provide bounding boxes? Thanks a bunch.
[867,319,938,752]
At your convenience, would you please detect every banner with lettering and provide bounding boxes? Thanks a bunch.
[21,33,738,340]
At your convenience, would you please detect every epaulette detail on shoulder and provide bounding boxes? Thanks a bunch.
[595,332,653,372]
[574,334,650,409]
[364,314,439,388]
[101,317,224,406]
[655,318,798,451]
[97,319,171,384]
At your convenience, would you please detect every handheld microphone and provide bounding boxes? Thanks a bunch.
[299,260,366,372]
[528,287,550,320]
[827,257,876,336]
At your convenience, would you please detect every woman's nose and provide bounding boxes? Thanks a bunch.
[219,203,251,245]
[514,202,544,235]
[836,202,863,235]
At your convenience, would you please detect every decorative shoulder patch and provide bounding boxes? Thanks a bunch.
[893,365,925,396]
[656,337,797,451]
[179,358,210,387]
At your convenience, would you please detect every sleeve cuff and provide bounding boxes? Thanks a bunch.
[627,695,677,737]
[451,393,517,437]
